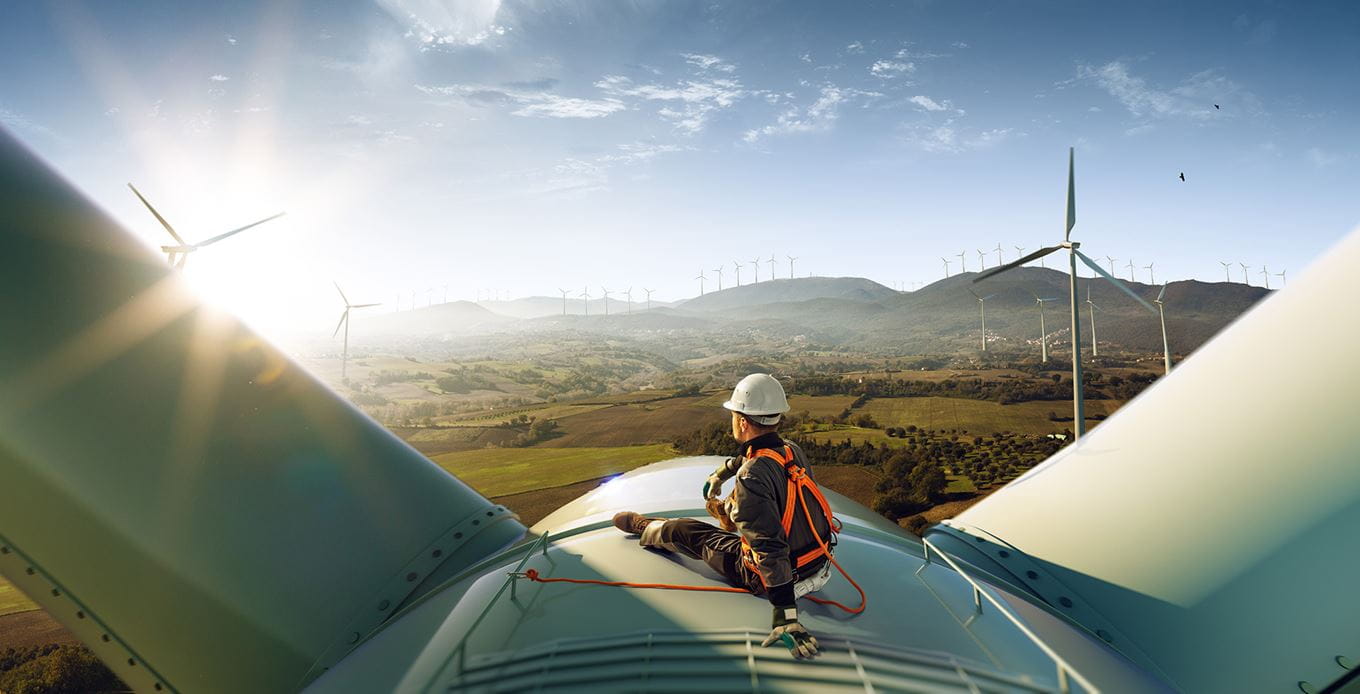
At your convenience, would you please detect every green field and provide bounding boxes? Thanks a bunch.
[430,444,677,497]
[1,578,36,616]
[801,426,912,448]
[859,396,1123,435]
[786,395,860,419]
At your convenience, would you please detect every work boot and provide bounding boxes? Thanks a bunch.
[613,511,662,535]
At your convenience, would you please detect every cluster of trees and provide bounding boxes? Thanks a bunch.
[495,415,561,447]
[370,369,434,386]
[0,645,124,694]
[793,376,1074,405]
[436,368,501,394]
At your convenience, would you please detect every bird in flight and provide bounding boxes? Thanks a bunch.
[1179,172,1186,182]
[1214,104,1221,109]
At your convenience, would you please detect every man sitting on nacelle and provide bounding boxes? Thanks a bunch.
[613,373,835,660]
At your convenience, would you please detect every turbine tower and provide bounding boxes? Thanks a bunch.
[695,270,706,296]
[1259,265,1271,289]
[957,251,967,273]
[127,183,285,269]
[1239,262,1251,286]
[976,248,988,271]
[580,286,590,316]
[644,288,655,311]
[713,266,724,291]
[1154,285,1173,374]
[787,255,798,279]
[732,260,742,287]
[1144,262,1155,285]
[1125,259,1136,282]
[1086,285,1101,357]
[601,286,611,316]
[1014,245,1026,261]
[1106,255,1118,275]
[624,287,633,314]
[750,257,760,283]
[1220,261,1232,282]
[1032,293,1060,363]
[1276,269,1287,287]
[332,282,379,380]
[558,288,569,315]
[975,147,1155,438]
[767,254,778,280]
[940,256,952,278]
[968,288,996,352]
[994,243,1004,267]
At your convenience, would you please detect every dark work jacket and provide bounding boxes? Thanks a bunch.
[716,432,833,590]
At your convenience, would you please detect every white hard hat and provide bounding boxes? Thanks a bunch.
[723,373,790,425]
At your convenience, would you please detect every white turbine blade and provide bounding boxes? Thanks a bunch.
[983,294,997,301]
[974,245,1063,283]
[332,310,348,338]
[1075,249,1156,313]
[127,183,186,244]
[1064,147,1076,240]
[352,303,380,309]
[1156,285,1167,302]
[968,287,981,299]
[333,282,349,305]
[175,253,188,270]
[196,212,286,248]
[166,251,178,266]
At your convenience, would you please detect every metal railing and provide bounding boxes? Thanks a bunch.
[917,537,1099,694]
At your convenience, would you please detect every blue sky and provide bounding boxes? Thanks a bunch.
[2,1,1356,336]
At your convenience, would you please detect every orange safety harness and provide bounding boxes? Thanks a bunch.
[522,447,866,615]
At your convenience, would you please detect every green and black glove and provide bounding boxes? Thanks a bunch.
[701,457,737,499]
[761,605,820,660]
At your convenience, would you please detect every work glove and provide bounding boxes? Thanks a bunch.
[701,457,736,499]
[761,606,819,660]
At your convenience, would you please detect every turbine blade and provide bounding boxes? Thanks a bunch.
[127,183,186,244]
[1156,285,1167,302]
[983,294,997,301]
[968,288,981,299]
[352,303,380,308]
[973,245,1063,283]
[333,310,348,338]
[166,251,177,266]
[1065,147,1076,241]
[196,212,286,247]
[176,253,188,269]
[1075,249,1155,312]
[334,281,349,305]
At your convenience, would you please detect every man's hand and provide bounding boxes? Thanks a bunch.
[701,474,723,500]
[761,606,819,660]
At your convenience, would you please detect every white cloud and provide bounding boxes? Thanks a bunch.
[682,53,736,73]
[895,47,947,60]
[600,142,691,164]
[870,60,914,78]
[595,74,746,134]
[952,41,970,49]
[1088,106,1102,112]
[377,0,508,48]
[1124,123,1155,136]
[1076,61,1255,120]
[1306,147,1338,167]
[416,83,626,119]
[209,74,230,82]
[225,35,238,46]
[799,53,812,63]
[900,120,1012,153]
[845,41,865,54]
[909,95,948,111]
[743,86,861,143]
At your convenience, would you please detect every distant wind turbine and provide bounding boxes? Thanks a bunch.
[1259,265,1270,289]
[442,284,448,304]
[732,261,742,287]
[1125,259,1136,282]
[128,183,284,269]
[644,288,655,311]
[1220,261,1233,282]
[941,256,952,278]
[968,288,996,352]
[332,282,379,380]
[713,266,725,291]
[1239,262,1251,286]
[601,286,612,316]
[975,147,1155,438]
[695,271,706,296]
[426,288,433,308]
[558,288,569,315]
[1154,285,1173,374]
[1086,285,1101,357]
[787,255,798,279]
[1032,292,1060,363]
[994,243,1004,267]
[1276,269,1287,287]
[580,286,590,316]
[624,287,633,314]
[976,248,988,271]
[957,251,967,273]
[1014,245,1026,262]
[1144,263,1155,285]
[750,258,760,283]
[1105,255,1118,275]
[767,254,778,280]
